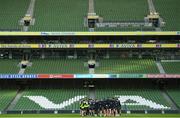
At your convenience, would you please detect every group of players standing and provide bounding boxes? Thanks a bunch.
[80,98,121,117]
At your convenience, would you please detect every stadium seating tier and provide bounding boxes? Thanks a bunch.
[25,59,159,74]
[0,59,19,74]
[29,0,88,31]
[96,88,171,110]
[14,89,88,110]
[0,0,179,31]
[154,0,180,31]
[0,0,29,30]
[167,89,180,108]
[0,90,17,111]
[161,62,180,74]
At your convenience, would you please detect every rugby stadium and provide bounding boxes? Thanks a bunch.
[0,0,180,118]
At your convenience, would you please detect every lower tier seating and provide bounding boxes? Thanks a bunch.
[0,89,17,111]
[167,88,180,108]
[161,62,180,74]
[96,88,171,110]
[13,88,174,110]
[13,89,88,110]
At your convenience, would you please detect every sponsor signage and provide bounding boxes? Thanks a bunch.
[0,74,179,79]
[0,74,37,79]
[37,74,74,79]
[0,32,178,36]
[147,74,180,78]
[0,44,39,48]
[0,44,179,48]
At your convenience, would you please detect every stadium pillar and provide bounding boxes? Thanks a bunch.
[129,50,132,58]
[41,50,45,59]
[74,50,77,59]
[89,68,95,74]
[162,110,165,114]
[145,110,148,114]
[88,60,96,74]
[54,111,58,114]
[105,50,109,59]
[9,50,12,59]
[127,110,131,114]
[89,86,95,99]
[171,55,175,60]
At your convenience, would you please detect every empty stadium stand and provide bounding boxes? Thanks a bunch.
[0,0,29,30]
[0,59,19,74]
[96,88,171,110]
[95,0,148,21]
[0,79,179,112]
[29,0,88,31]
[94,0,151,31]
[13,89,87,110]
[167,88,180,108]
[10,87,176,111]
[26,0,179,31]
[4,58,180,75]
[0,0,179,31]
[154,0,180,31]
[0,0,179,115]
[95,59,159,74]
[161,62,180,74]
[24,59,159,74]
[0,90,17,111]
[25,59,87,74]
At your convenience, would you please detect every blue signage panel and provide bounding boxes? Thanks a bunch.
[0,74,37,79]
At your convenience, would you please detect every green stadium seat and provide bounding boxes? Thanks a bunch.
[12,87,172,111]
[0,0,30,30]
[25,58,159,74]
[96,88,171,110]
[0,90,17,111]
[94,0,149,31]
[0,59,19,74]
[13,89,88,110]
[153,0,180,31]
[25,59,88,74]
[161,62,180,74]
[95,59,159,74]
[167,88,180,108]
[29,0,88,31]
[95,0,148,21]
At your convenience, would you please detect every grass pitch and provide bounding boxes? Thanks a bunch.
[0,114,180,118]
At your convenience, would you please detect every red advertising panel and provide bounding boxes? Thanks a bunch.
[38,74,74,79]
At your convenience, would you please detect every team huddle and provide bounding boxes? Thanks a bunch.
[80,98,121,117]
